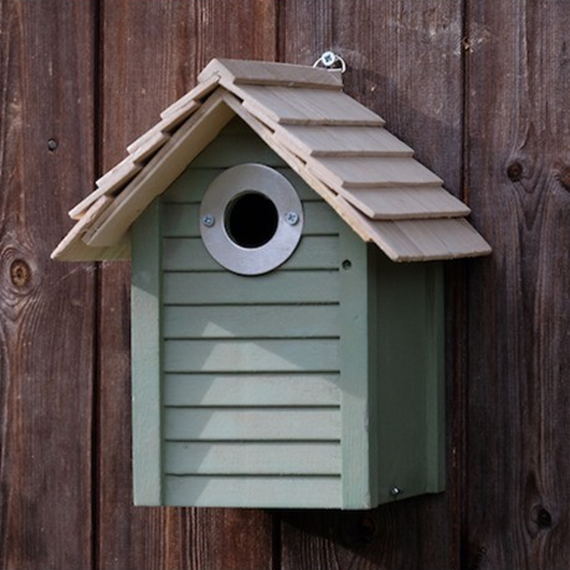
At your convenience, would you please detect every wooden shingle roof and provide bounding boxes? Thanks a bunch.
[52,58,491,262]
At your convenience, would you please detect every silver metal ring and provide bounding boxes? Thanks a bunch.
[313,51,347,73]
[200,164,304,276]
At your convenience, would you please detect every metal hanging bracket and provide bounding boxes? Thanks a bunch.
[313,51,347,73]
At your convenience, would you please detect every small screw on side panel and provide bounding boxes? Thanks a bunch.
[389,487,403,497]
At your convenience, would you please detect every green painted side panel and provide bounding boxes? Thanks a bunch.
[372,251,445,504]
[131,200,163,505]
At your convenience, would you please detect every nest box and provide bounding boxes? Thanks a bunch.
[53,59,491,509]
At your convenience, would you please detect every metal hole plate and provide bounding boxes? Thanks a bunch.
[200,163,304,275]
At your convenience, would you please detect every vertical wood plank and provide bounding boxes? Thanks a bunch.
[339,227,376,508]
[131,200,162,505]
[0,1,95,568]
[279,1,463,568]
[97,1,277,569]
[464,2,570,568]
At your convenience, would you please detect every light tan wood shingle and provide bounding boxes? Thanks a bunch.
[160,74,220,119]
[199,58,343,89]
[53,196,130,261]
[309,156,443,188]
[338,187,471,219]
[279,125,414,157]
[84,89,234,247]
[336,197,491,261]
[69,159,143,220]
[53,58,491,262]
[239,85,385,126]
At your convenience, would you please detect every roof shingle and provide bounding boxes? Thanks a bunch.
[52,58,491,262]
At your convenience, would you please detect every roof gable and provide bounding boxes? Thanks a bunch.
[52,58,491,262]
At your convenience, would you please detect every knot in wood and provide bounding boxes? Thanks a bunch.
[506,161,523,182]
[10,259,31,288]
[532,505,553,529]
[557,165,570,191]
[357,514,378,542]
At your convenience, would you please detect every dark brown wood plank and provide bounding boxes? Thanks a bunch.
[97,2,277,569]
[0,1,95,569]
[279,2,464,568]
[464,2,570,568]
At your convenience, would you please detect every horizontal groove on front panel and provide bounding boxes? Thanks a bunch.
[162,168,326,204]
[164,441,341,475]
[163,339,339,373]
[164,407,341,441]
[163,304,340,339]
[163,271,340,305]
[162,202,339,237]
[164,405,340,410]
[164,475,342,508]
[163,373,340,406]
[162,236,340,271]
[164,438,342,444]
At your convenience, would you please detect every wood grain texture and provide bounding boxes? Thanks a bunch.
[7,0,569,568]
[97,1,277,568]
[279,0,464,567]
[464,1,570,568]
[0,1,95,568]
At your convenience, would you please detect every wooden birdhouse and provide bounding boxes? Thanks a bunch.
[53,59,491,509]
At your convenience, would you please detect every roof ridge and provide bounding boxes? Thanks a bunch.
[53,58,491,262]
[198,58,343,90]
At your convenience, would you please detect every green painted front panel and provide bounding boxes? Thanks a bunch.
[159,118,343,508]
[164,476,342,509]
[130,117,445,509]
[131,200,163,505]
[338,225,377,508]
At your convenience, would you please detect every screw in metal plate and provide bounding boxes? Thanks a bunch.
[321,51,337,67]
[313,51,347,73]
[285,212,300,225]
[389,487,402,497]
[202,214,215,227]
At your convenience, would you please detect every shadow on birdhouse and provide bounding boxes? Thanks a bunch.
[53,59,490,509]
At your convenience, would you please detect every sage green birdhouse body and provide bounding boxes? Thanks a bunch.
[53,58,491,510]
[130,119,444,509]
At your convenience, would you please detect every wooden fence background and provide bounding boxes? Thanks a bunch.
[1,1,569,568]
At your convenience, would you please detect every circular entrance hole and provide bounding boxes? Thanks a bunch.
[225,192,279,248]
